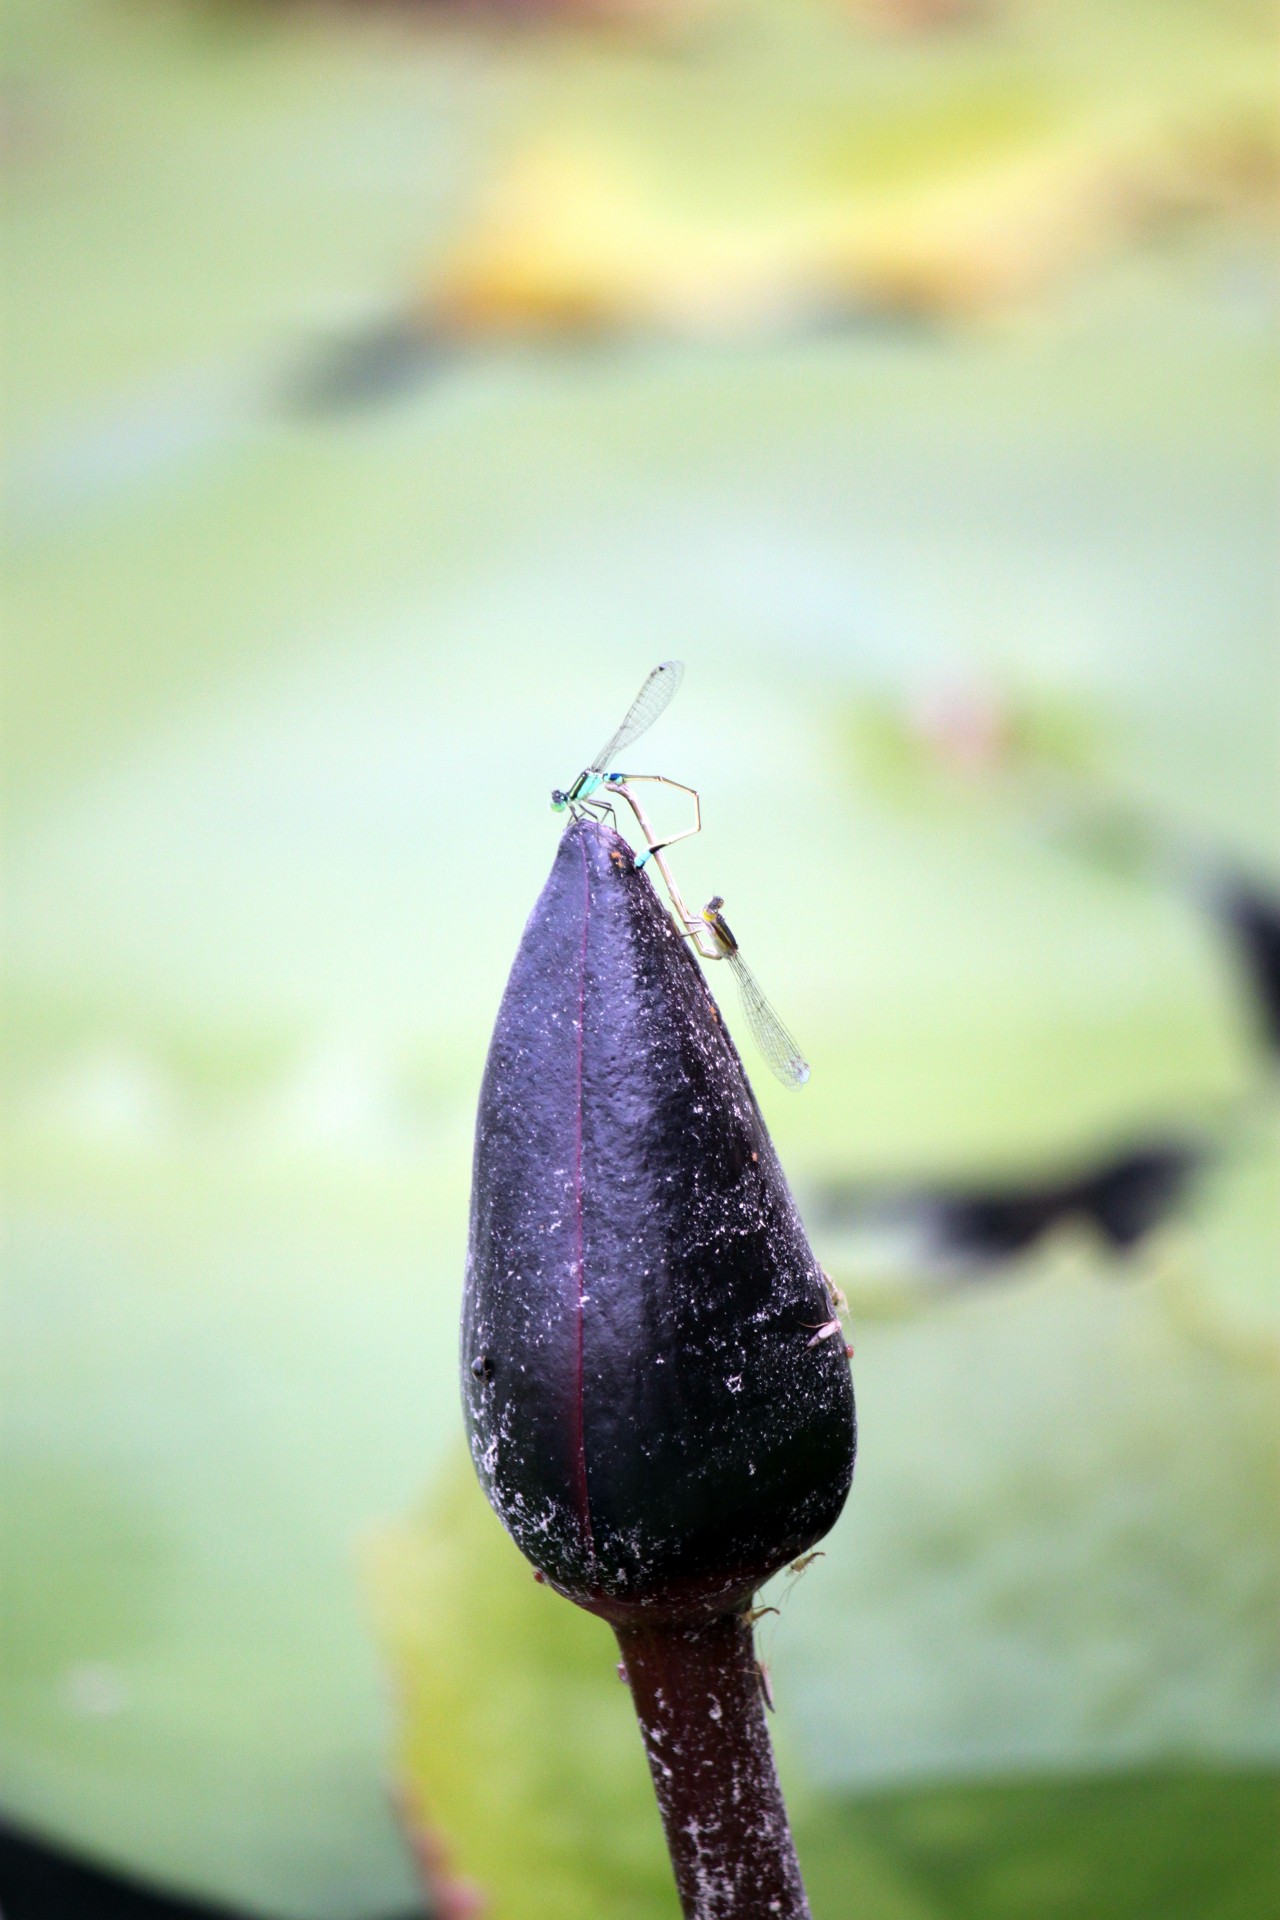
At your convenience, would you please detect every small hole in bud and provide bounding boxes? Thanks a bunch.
[471,1354,494,1382]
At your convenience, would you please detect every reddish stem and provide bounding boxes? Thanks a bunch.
[614,1611,811,1920]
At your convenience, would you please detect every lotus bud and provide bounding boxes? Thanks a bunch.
[461,816,856,1917]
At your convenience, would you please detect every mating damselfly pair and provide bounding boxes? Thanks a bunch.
[551,662,810,1089]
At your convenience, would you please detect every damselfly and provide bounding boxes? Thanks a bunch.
[700,895,810,1088]
[549,663,810,1089]
[551,660,685,817]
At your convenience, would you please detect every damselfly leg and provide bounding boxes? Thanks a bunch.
[604,773,702,864]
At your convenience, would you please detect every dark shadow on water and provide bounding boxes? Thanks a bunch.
[0,1819,428,1920]
[278,300,944,417]
[812,1138,1207,1273]
[1212,876,1280,1061]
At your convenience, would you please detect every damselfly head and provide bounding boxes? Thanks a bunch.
[705,895,725,915]
[550,789,568,812]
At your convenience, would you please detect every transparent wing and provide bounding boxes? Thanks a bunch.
[728,951,810,1089]
[589,660,684,772]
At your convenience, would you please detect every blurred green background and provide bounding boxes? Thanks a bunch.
[4,1,1278,1916]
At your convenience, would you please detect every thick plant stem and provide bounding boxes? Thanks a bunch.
[614,1611,811,1920]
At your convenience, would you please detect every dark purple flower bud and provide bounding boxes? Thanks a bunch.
[461,818,855,1622]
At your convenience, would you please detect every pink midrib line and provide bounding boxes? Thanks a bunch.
[570,834,596,1568]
